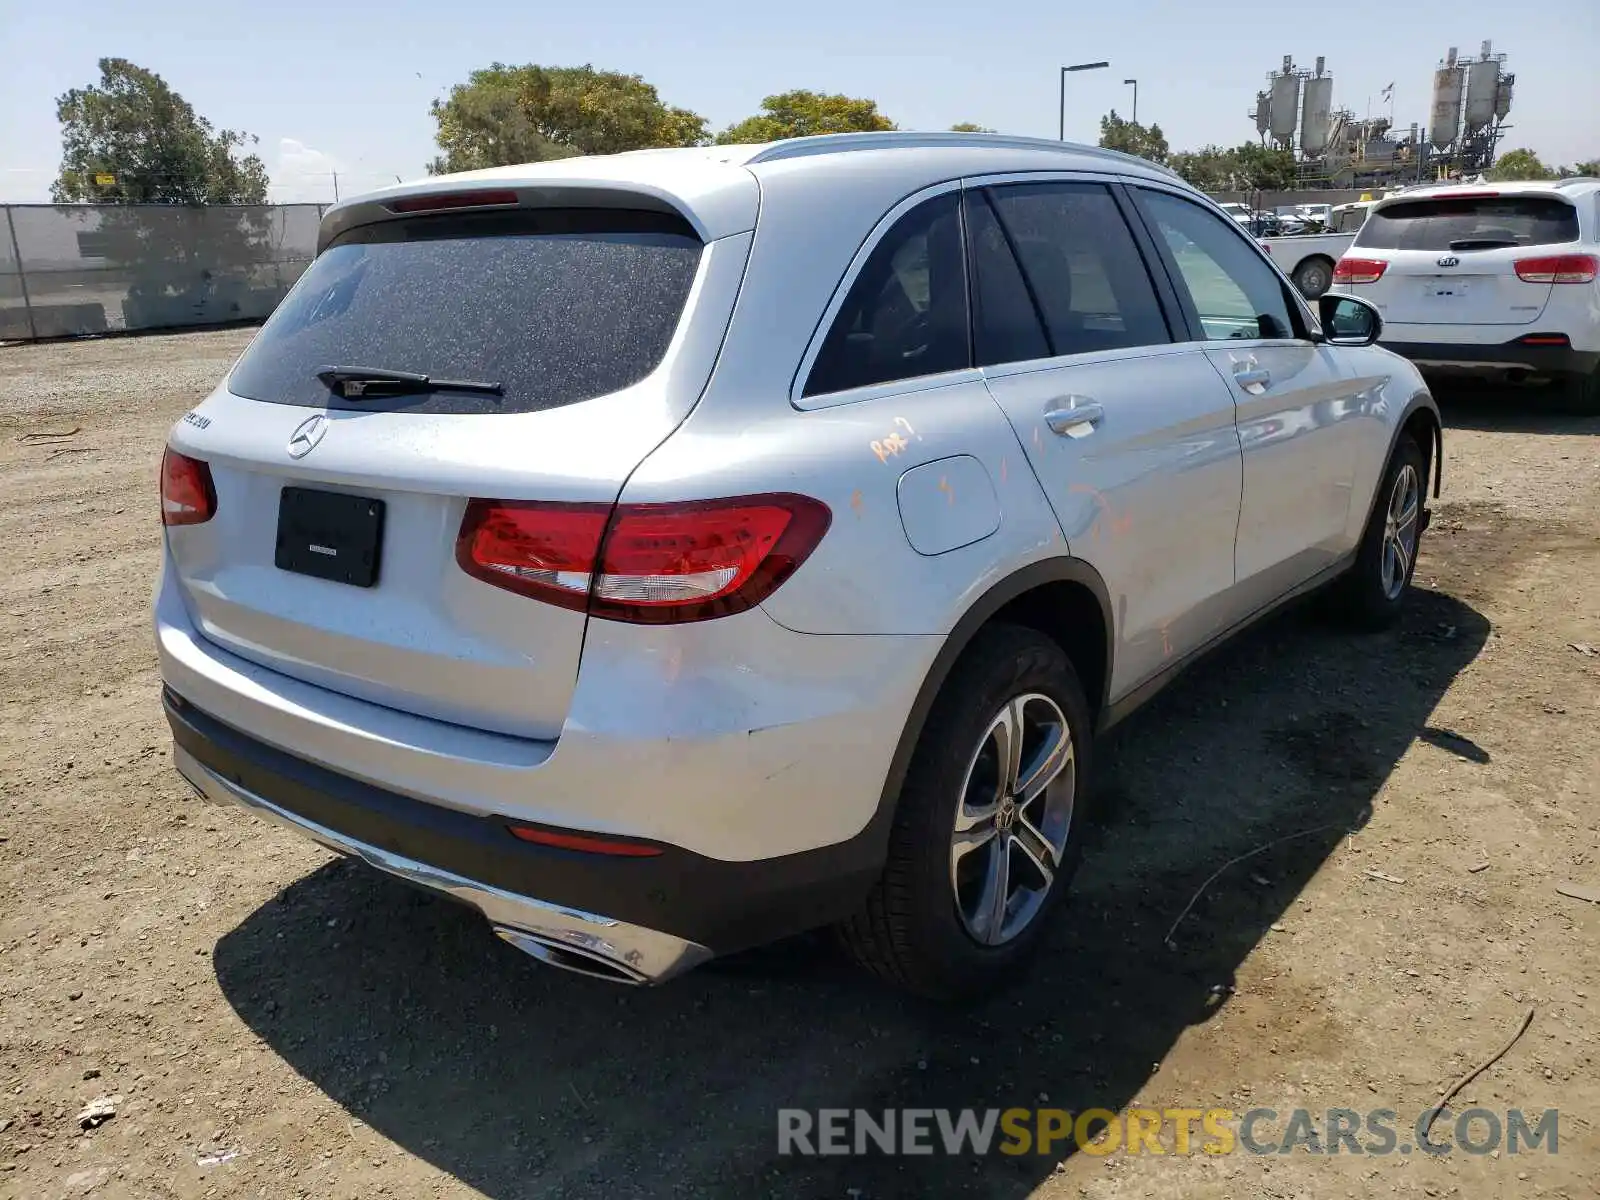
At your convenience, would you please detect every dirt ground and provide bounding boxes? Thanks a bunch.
[1,329,1596,1200]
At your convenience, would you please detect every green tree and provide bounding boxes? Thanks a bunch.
[1231,142,1297,190]
[1574,159,1600,177]
[716,90,896,144]
[949,122,995,133]
[428,64,707,173]
[1168,145,1237,191]
[1488,147,1556,181]
[52,58,268,203]
[1097,110,1169,165]
[1169,143,1296,192]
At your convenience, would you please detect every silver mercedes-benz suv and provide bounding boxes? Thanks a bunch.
[157,132,1442,999]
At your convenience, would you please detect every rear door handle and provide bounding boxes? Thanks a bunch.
[1233,367,1271,391]
[1044,399,1105,438]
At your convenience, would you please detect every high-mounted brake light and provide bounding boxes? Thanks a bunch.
[1426,190,1500,200]
[456,494,831,623]
[387,189,518,214]
[1513,254,1598,284]
[160,448,216,526]
[1333,257,1388,284]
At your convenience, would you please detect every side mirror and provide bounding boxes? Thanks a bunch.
[1317,293,1383,347]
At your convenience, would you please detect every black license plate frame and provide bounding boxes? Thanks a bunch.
[274,486,385,588]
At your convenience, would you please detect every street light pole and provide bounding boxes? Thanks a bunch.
[1059,61,1111,141]
[1124,78,1139,125]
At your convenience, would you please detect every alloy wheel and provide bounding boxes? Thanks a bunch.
[949,693,1076,945]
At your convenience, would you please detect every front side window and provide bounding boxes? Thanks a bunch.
[985,182,1171,357]
[803,192,969,397]
[1136,189,1298,342]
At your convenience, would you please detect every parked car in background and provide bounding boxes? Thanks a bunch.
[1259,228,1359,298]
[1331,178,1600,409]
[156,132,1442,1000]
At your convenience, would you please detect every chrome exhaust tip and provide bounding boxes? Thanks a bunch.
[494,926,649,986]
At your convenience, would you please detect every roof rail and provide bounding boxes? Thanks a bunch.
[1552,176,1600,188]
[741,130,1178,176]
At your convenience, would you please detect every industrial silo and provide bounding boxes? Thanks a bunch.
[1464,54,1500,134]
[1495,75,1514,120]
[1300,70,1335,156]
[1429,48,1464,149]
[1269,67,1301,149]
[1254,91,1271,137]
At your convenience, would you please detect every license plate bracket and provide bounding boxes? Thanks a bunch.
[274,487,385,588]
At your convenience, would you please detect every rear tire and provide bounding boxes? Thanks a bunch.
[838,624,1093,1001]
[1332,434,1426,630]
[1556,365,1600,415]
[1292,256,1335,299]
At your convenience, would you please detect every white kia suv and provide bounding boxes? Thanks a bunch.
[1331,178,1600,410]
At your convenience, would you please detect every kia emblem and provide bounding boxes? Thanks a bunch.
[287,414,329,459]
[1436,255,1460,268]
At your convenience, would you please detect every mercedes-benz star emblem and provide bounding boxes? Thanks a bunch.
[1436,255,1460,268]
[287,414,329,459]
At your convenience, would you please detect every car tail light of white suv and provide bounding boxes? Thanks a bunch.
[160,448,216,526]
[455,494,832,623]
[1513,254,1599,284]
[1332,257,1389,284]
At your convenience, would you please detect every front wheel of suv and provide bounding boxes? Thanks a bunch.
[838,624,1093,1000]
[1332,433,1427,630]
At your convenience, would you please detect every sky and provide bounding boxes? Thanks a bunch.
[1,0,1596,204]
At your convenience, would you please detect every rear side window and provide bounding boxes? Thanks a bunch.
[1355,197,1579,251]
[985,183,1171,357]
[227,209,703,415]
[803,192,969,398]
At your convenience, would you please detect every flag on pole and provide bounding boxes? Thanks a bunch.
[1381,82,1395,100]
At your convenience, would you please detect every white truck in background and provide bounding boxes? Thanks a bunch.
[1258,200,1375,298]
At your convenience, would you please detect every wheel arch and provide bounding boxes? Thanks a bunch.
[857,558,1115,863]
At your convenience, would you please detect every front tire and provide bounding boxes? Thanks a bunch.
[838,624,1093,1000]
[1333,434,1426,630]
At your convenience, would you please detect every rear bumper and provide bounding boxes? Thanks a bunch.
[1380,338,1600,379]
[166,688,885,975]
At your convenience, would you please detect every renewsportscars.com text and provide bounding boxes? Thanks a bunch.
[777,1106,1559,1157]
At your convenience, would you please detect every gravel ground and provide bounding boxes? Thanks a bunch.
[1,329,1597,1199]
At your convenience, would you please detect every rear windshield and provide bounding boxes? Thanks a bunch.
[1354,196,1578,252]
[227,208,703,415]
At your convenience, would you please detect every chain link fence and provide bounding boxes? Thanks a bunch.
[1,203,326,342]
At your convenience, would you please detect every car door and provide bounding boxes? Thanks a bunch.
[969,180,1243,701]
[1128,184,1368,611]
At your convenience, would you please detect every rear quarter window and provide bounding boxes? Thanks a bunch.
[227,208,703,415]
[1355,196,1579,252]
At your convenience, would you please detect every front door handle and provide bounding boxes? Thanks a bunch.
[1044,399,1105,438]
[1233,367,1271,392]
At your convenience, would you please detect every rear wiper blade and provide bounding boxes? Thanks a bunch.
[316,365,503,398]
[1447,238,1519,250]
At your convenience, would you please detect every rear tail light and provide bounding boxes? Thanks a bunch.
[1516,333,1572,346]
[1332,257,1388,284]
[160,448,216,526]
[456,493,831,623]
[1513,254,1598,284]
